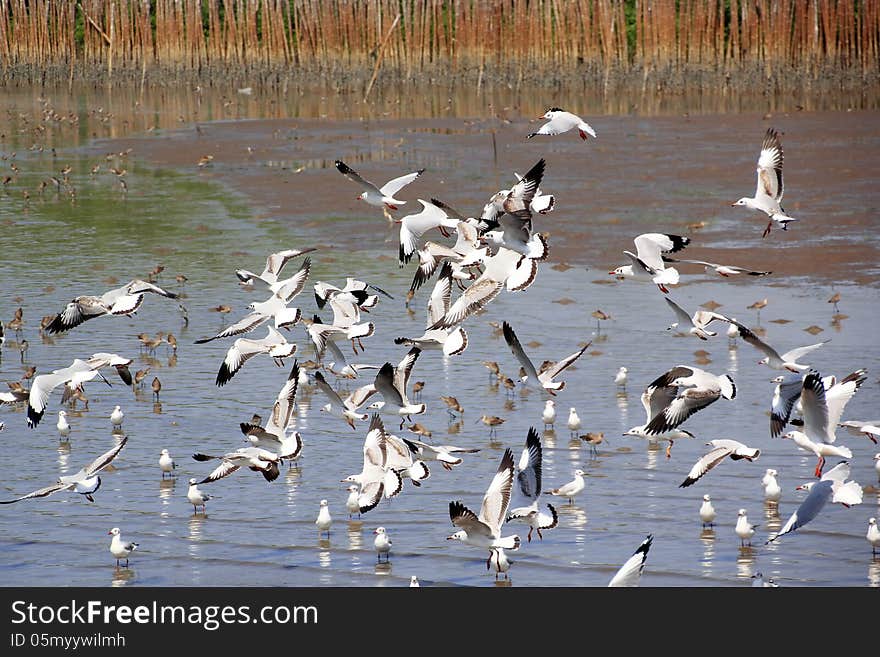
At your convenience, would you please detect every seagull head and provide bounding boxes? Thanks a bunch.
[666,322,679,331]
[447,530,467,542]
[108,527,120,536]
[732,197,751,207]
[542,108,564,119]
[608,265,628,279]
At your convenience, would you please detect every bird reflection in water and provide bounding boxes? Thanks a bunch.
[736,546,756,579]
[700,527,716,577]
[111,567,136,587]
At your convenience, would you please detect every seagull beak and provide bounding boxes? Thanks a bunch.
[607,271,616,275]
[107,530,113,535]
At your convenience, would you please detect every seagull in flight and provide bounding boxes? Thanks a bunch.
[239,362,303,464]
[502,321,589,396]
[663,296,732,340]
[335,159,426,221]
[608,534,654,587]
[526,108,597,141]
[610,233,690,293]
[732,127,798,237]
[45,279,179,334]
[0,437,127,504]
[679,439,761,487]
[506,427,558,542]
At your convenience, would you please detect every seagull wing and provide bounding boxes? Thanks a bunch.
[769,481,832,542]
[502,159,545,213]
[732,320,783,363]
[215,337,270,386]
[502,321,540,384]
[198,460,241,484]
[664,296,696,328]
[770,373,805,437]
[647,387,722,434]
[449,501,494,538]
[274,257,312,301]
[335,160,381,194]
[779,340,830,365]
[823,369,866,431]
[0,482,72,504]
[426,261,454,327]
[429,277,504,330]
[379,169,425,198]
[800,371,831,443]
[374,363,405,407]
[679,446,734,487]
[478,448,515,536]
[608,535,654,587]
[755,128,784,202]
[313,371,346,408]
[541,342,590,382]
[46,297,107,333]
[265,363,299,436]
[195,312,269,344]
[393,348,421,400]
[125,279,179,299]
[83,436,129,476]
[515,428,542,503]
[262,248,317,282]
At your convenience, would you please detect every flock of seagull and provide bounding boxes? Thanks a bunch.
[2,107,879,587]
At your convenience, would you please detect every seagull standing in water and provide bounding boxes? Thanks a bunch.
[699,494,716,527]
[108,527,139,568]
[315,499,332,537]
[544,469,587,505]
[732,127,798,237]
[187,478,211,514]
[527,108,597,141]
[735,509,758,546]
[542,400,556,429]
[335,160,425,221]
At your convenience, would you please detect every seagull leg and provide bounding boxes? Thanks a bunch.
[537,528,543,540]
[762,220,772,239]
[527,528,533,543]
[665,441,673,459]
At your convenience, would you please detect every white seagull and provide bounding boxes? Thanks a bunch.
[234,247,316,295]
[664,257,772,278]
[46,279,179,334]
[313,371,373,430]
[341,414,406,513]
[108,527,139,568]
[397,199,460,265]
[763,469,782,504]
[0,436,127,504]
[615,367,628,389]
[567,407,581,436]
[699,494,716,527]
[239,362,304,463]
[732,127,798,237]
[405,439,480,471]
[345,485,361,519]
[447,448,520,551]
[373,527,392,562]
[394,262,469,356]
[369,349,426,429]
[607,534,653,587]
[159,449,177,478]
[110,405,124,429]
[196,259,310,344]
[527,107,597,141]
[731,320,829,372]
[192,447,282,483]
[767,462,862,544]
[544,468,587,505]
[187,478,211,514]
[838,420,880,445]
[502,321,589,396]
[609,233,690,293]
[487,547,513,580]
[663,296,732,340]
[315,499,332,537]
[643,365,737,436]
[867,518,880,555]
[506,428,558,542]
[56,410,71,440]
[335,159,425,220]
[624,379,698,458]
[27,353,133,428]
[735,509,758,546]
[214,326,296,387]
[542,399,556,429]
[679,439,761,487]
[781,370,863,476]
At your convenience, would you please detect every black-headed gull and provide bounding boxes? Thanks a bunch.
[159,449,177,478]
[110,405,124,429]
[46,279,179,334]
[527,108,597,141]
[0,436,127,504]
[315,499,332,537]
[335,159,425,220]
[732,127,798,237]
[544,468,586,505]
[679,439,761,487]
[406,439,479,471]
[196,259,310,344]
[664,257,772,278]
[234,247,316,295]
[313,371,372,430]
[214,326,296,387]
[615,366,628,389]
[108,527,139,568]
[731,320,828,372]
[56,410,71,440]
[187,478,211,514]
[781,370,863,476]
[643,365,736,436]
[766,462,862,544]
[868,518,880,555]
[502,321,588,396]
[373,527,392,562]
[735,509,758,546]
[624,380,698,457]
[341,415,405,513]
[239,362,303,463]
[398,199,460,265]
[566,407,581,436]
[192,446,282,483]
[27,353,132,428]
[345,485,361,519]
[447,448,520,551]
[663,296,731,340]
[369,349,426,429]
[609,233,690,293]
[763,469,782,504]
[407,220,485,297]
[542,399,556,429]
[487,547,512,580]
[506,428,558,542]
[838,419,880,444]
[395,262,468,356]
[607,534,653,587]
[699,494,716,527]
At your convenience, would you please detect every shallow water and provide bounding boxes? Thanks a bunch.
[0,89,878,588]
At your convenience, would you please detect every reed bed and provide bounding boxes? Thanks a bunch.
[1,0,877,87]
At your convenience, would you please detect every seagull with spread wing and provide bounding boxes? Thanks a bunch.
[642,365,737,436]
[506,428,558,542]
[335,159,425,220]
[679,438,761,487]
[663,296,732,340]
[395,262,468,356]
[447,448,521,553]
[45,279,179,334]
[0,436,127,504]
[239,362,303,464]
[502,321,588,396]
[609,233,690,293]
